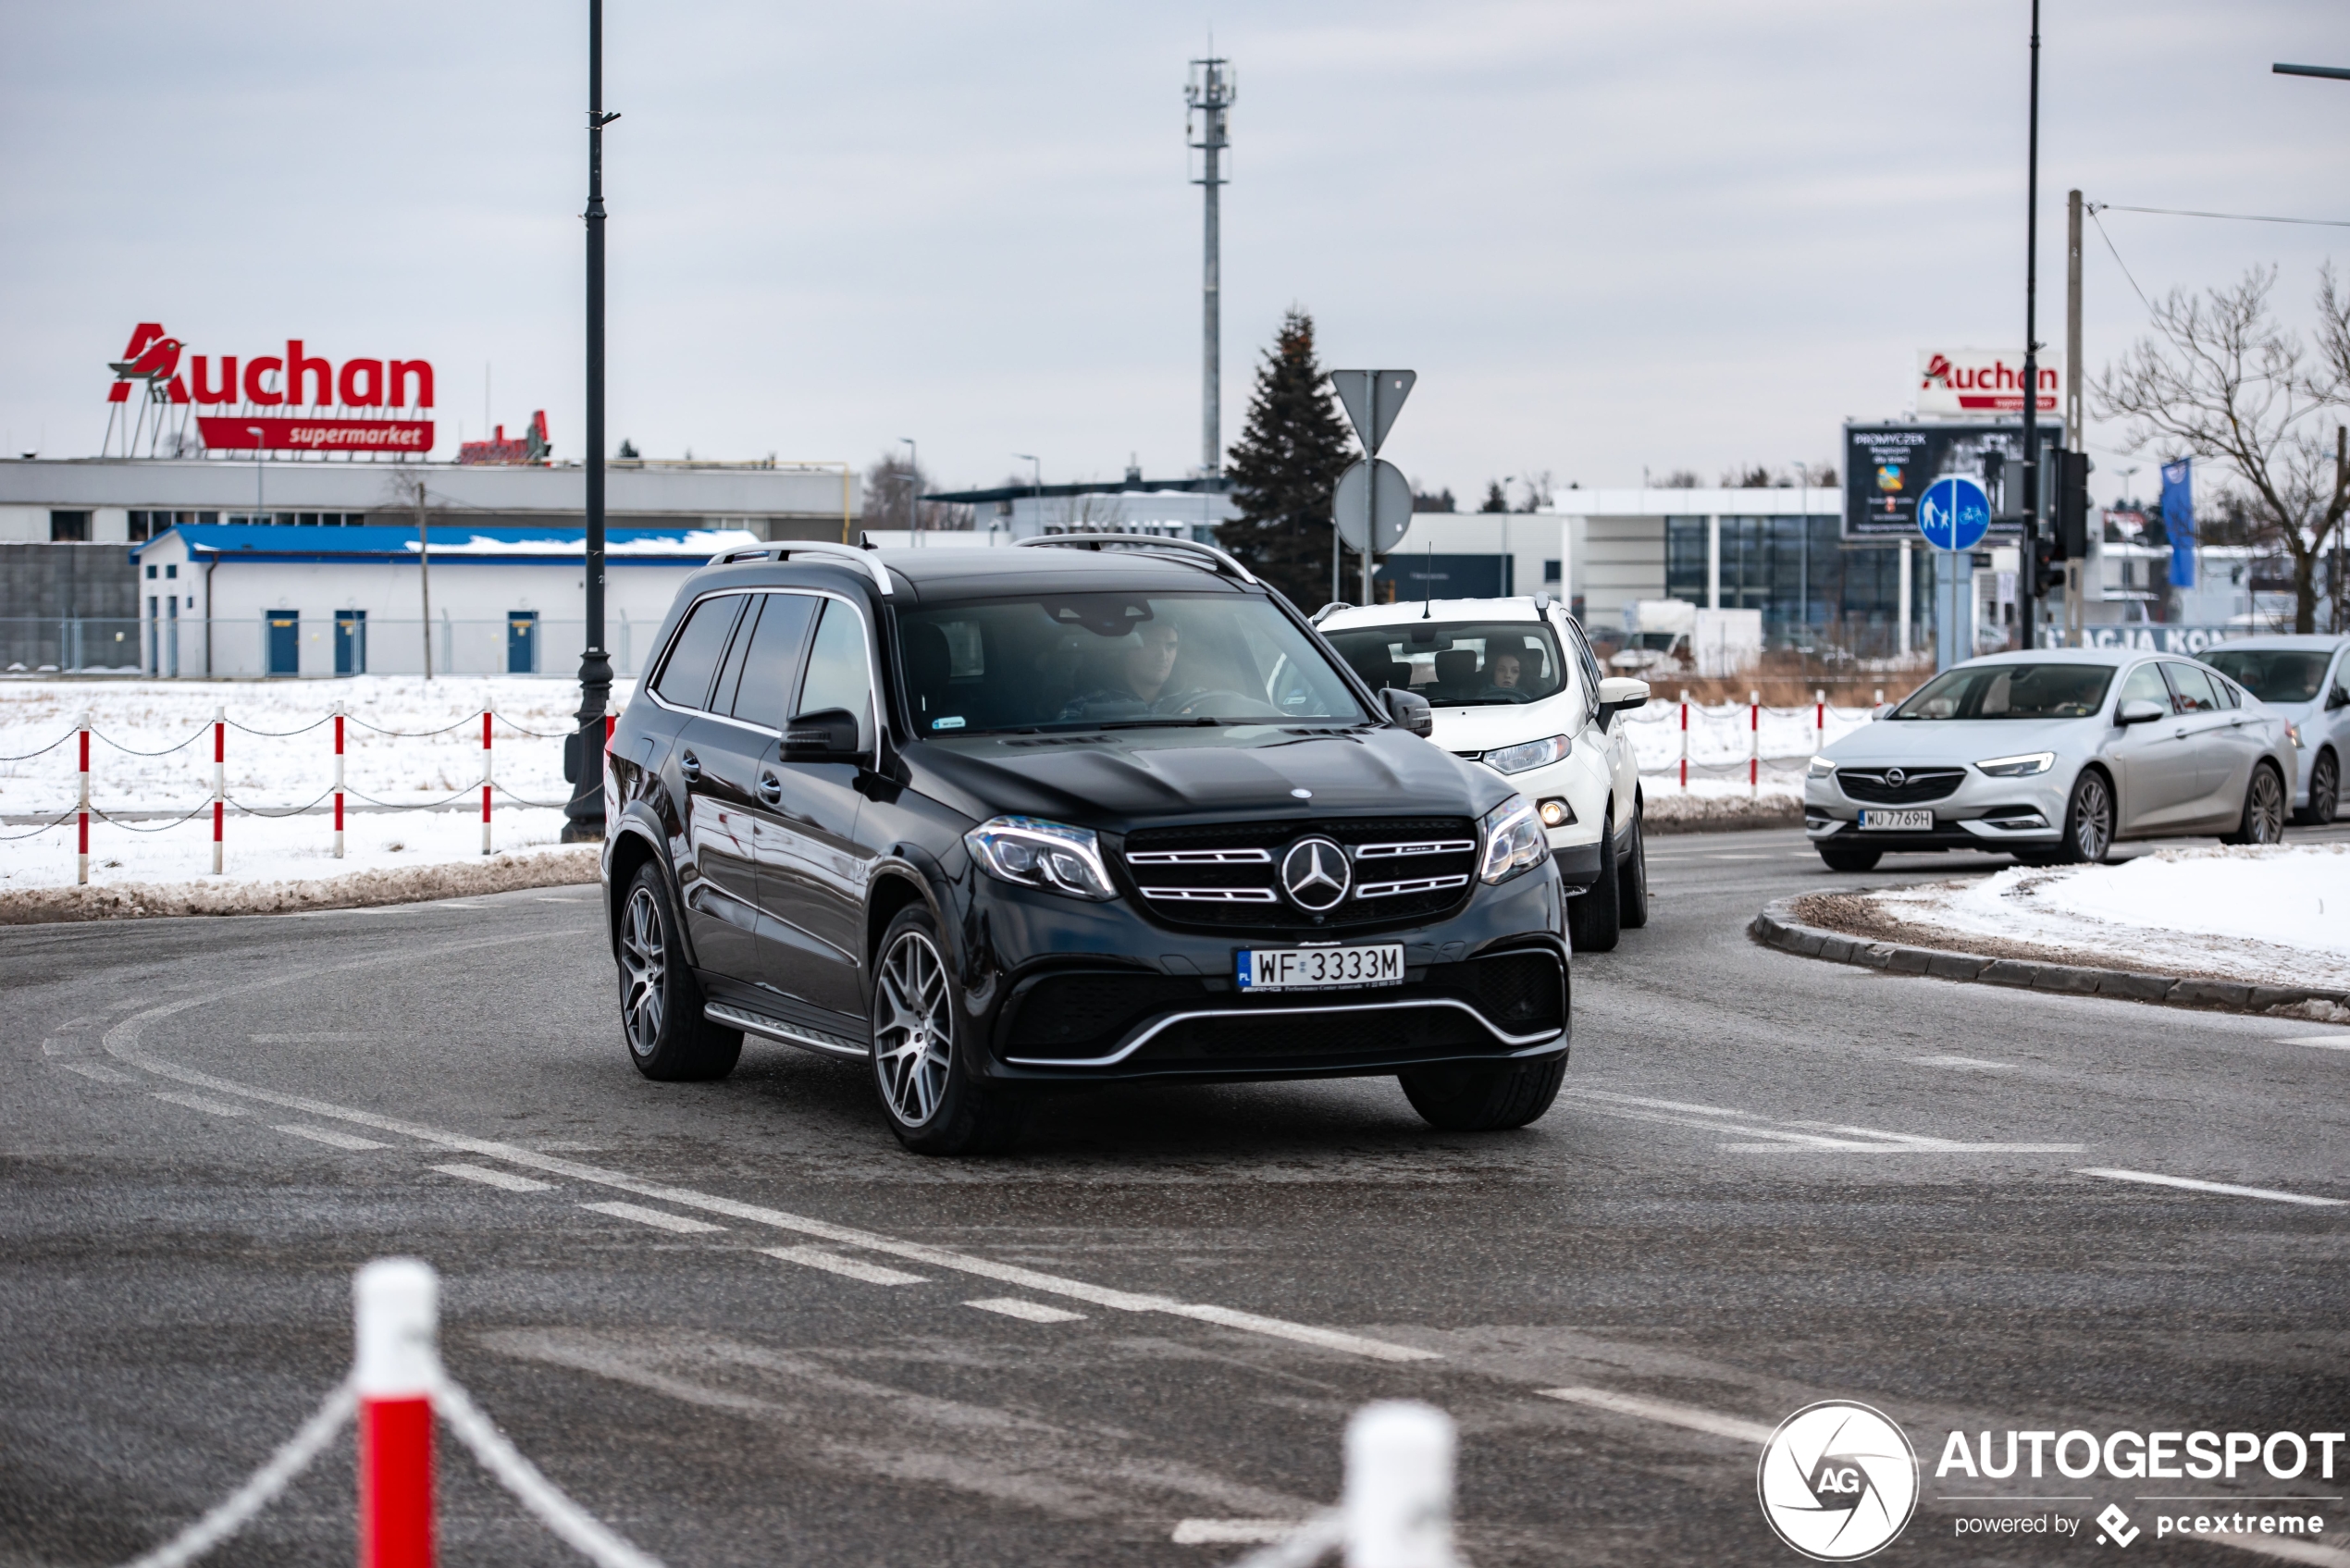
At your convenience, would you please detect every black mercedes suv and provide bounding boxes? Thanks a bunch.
[600,535,1569,1154]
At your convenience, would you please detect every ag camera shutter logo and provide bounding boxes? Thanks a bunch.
[1757,1401,1920,1561]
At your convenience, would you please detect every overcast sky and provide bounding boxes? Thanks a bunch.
[6,0,2349,509]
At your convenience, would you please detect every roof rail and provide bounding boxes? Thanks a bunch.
[1014,532,1258,586]
[709,538,894,597]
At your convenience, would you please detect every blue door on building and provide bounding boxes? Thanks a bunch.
[335,610,367,675]
[266,611,300,677]
[506,611,538,674]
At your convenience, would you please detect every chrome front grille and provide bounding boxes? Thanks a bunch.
[1117,817,1480,930]
[1836,767,1966,805]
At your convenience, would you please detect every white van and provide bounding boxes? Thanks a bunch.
[1319,596,1652,950]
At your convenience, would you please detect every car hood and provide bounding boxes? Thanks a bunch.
[1820,715,2095,765]
[906,725,1505,830]
[1426,697,1582,754]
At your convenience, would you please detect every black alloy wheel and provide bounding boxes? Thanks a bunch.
[1400,1054,1568,1131]
[2295,749,2339,827]
[1616,797,1650,930]
[1565,806,1623,953]
[870,906,1023,1155]
[2223,762,2287,846]
[2055,769,2113,865]
[1816,842,1883,872]
[617,864,742,1081]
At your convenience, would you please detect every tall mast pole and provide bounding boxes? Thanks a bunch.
[1187,56,1233,479]
[565,0,618,842]
[2017,0,2042,652]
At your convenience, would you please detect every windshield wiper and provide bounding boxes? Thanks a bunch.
[1090,716,1225,730]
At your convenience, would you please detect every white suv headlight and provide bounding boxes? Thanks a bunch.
[1478,795,1550,884]
[1482,734,1572,774]
[964,816,1118,900]
[1805,754,1836,780]
[1974,751,2056,777]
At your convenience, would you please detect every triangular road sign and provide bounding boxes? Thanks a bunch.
[1329,369,1416,455]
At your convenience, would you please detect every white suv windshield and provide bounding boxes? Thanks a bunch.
[897,591,1371,735]
[1324,621,1567,707]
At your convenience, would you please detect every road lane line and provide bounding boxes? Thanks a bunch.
[1911,1056,2017,1072]
[581,1201,724,1233]
[1171,1521,1311,1545]
[277,1123,388,1151]
[55,1060,136,1083]
[1723,1142,2086,1154]
[98,966,1440,1365]
[434,1161,552,1191]
[1538,1386,1775,1444]
[1562,1088,2080,1154]
[2278,1035,2350,1051]
[966,1298,1087,1324]
[2077,1168,2347,1207]
[152,1091,247,1117]
[759,1245,928,1285]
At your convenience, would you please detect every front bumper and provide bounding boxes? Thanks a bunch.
[1804,765,2067,852]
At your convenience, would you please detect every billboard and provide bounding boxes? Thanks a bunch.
[1917,350,2061,416]
[104,322,436,455]
[1843,422,2064,543]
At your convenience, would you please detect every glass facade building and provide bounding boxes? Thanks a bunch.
[1664,515,1929,653]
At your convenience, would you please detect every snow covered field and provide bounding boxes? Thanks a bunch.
[1862,845,2350,990]
[1619,698,1869,782]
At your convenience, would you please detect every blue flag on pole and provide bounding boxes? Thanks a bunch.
[2161,458,2195,588]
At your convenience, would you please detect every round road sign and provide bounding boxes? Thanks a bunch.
[1917,475,1990,551]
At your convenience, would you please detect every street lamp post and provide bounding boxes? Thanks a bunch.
[564,0,622,843]
[2014,0,2044,655]
[1013,453,1041,535]
[899,438,919,542]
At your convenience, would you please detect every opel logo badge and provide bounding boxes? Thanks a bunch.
[1884,767,1907,790]
[1279,837,1351,911]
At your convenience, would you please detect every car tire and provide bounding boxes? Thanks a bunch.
[1616,796,1650,931]
[870,906,1024,1155]
[616,864,743,1082]
[2294,749,2338,827]
[1399,1053,1567,1132]
[2221,761,2288,846]
[1816,843,1882,872]
[1565,807,1623,953]
[2052,768,2114,865]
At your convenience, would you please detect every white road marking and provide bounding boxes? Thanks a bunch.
[1724,1142,2086,1154]
[1171,1520,1310,1546]
[1912,1056,2017,1072]
[1707,853,1769,860]
[1538,1386,1775,1444]
[277,1123,388,1151]
[1559,1088,2081,1153]
[2278,1035,2350,1051]
[966,1298,1087,1324]
[759,1245,928,1286]
[250,1032,373,1043]
[581,1200,725,1233]
[434,1161,552,1191]
[100,975,1437,1364]
[152,1091,248,1117]
[55,1060,136,1083]
[2077,1168,2348,1208]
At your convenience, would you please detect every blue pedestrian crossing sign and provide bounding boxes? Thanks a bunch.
[1917,475,1990,551]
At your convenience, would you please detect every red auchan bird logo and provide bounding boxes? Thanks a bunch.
[107,323,189,404]
[1920,352,1953,389]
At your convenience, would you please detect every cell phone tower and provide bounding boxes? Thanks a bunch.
[1186,54,1234,479]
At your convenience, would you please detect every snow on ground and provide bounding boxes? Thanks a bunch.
[1863,844,2350,990]
[1618,700,1869,774]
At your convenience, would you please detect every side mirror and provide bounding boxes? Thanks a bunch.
[1380,686,1433,738]
[2330,686,2350,711]
[2116,698,2167,726]
[1596,676,1650,713]
[783,707,865,762]
[1873,702,1896,721]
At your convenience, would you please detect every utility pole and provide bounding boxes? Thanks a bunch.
[565,0,621,843]
[1186,55,1233,479]
[2016,0,2043,653]
[414,476,433,681]
[2065,186,2084,648]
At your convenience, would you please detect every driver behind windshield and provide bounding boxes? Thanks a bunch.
[1059,621,1188,720]
[1481,650,1526,699]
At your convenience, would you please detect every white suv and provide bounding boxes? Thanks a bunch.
[1319,596,1652,950]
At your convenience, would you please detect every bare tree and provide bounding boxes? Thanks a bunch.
[2095,265,2349,632]
[861,452,975,535]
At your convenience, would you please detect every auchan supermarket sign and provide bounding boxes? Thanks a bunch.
[106,323,435,453]
[1918,349,2061,417]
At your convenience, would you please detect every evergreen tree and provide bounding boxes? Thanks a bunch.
[1478,481,1508,513]
[1218,310,1359,609]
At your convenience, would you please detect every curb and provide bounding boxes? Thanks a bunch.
[1749,895,2350,1021]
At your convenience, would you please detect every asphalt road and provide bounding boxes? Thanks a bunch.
[5,826,2347,1568]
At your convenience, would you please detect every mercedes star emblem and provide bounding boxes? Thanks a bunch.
[1279,837,1352,912]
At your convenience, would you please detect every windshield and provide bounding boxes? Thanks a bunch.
[895,591,1372,735]
[1890,662,2114,720]
[2202,648,2331,704]
[1323,620,1568,707]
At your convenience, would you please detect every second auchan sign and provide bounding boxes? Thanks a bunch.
[107,323,435,452]
[1918,349,2062,416]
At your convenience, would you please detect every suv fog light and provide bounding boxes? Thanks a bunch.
[1479,795,1551,883]
[965,816,1118,901]
[1537,797,1574,828]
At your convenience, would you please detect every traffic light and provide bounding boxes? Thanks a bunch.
[2031,526,2063,596]
[2055,446,2092,561]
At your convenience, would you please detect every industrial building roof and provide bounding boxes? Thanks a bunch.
[130,524,759,566]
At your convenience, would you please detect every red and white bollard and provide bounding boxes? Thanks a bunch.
[480,711,493,857]
[355,1259,437,1568]
[333,703,347,859]
[1748,691,1761,797]
[1677,692,1689,792]
[1814,689,1826,756]
[212,704,226,875]
[76,711,91,886]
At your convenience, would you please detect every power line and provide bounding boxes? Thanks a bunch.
[2087,208,2155,313]
[2088,201,2350,229]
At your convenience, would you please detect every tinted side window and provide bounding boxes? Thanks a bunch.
[2116,663,2169,712]
[797,599,872,749]
[2162,661,2221,713]
[727,593,818,730]
[1563,617,1604,705]
[652,596,746,710]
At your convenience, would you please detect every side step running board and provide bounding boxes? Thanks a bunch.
[703,1003,870,1061]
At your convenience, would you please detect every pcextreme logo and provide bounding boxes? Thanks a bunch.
[1757,1401,1920,1561]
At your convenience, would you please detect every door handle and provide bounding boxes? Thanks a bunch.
[679,748,702,782]
[757,772,784,804]
[2172,727,2187,740]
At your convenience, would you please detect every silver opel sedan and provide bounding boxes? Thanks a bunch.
[1803,648,2295,871]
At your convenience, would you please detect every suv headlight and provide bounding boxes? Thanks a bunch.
[1974,751,2056,777]
[964,816,1118,901]
[2284,722,2304,749]
[1805,755,1836,780]
[1482,734,1572,774]
[1478,795,1550,884]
